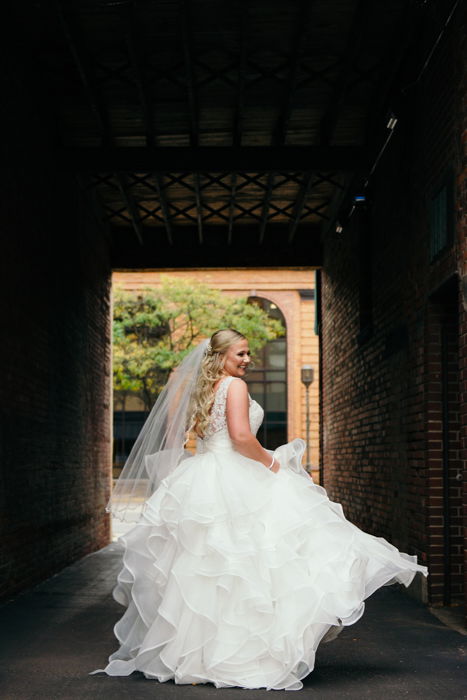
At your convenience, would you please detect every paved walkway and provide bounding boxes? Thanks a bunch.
[1,544,466,699]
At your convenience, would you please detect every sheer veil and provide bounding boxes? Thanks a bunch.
[108,338,209,522]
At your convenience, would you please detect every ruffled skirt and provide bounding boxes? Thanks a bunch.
[94,440,429,690]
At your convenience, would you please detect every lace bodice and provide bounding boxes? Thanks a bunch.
[200,376,264,449]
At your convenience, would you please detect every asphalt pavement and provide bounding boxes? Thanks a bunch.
[0,544,466,699]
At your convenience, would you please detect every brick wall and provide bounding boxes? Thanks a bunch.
[425,286,463,604]
[458,5,467,623]
[321,6,467,608]
[0,29,112,600]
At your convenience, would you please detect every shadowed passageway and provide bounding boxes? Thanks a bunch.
[0,546,465,699]
[2,0,467,684]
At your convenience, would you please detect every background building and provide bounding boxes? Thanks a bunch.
[113,268,320,482]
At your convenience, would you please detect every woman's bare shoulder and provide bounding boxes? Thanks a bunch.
[226,376,248,396]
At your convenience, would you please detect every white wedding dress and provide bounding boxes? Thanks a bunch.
[95,376,429,690]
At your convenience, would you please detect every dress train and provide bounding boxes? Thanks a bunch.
[93,377,428,690]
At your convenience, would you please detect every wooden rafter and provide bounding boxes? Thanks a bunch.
[193,173,203,243]
[138,202,165,225]
[258,173,276,244]
[319,0,371,146]
[228,172,237,245]
[58,146,366,173]
[163,201,198,225]
[292,0,369,237]
[180,0,199,146]
[229,0,248,244]
[154,176,173,244]
[302,201,330,220]
[56,0,110,147]
[200,172,232,193]
[180,0,203,243]
[246,55,290,89]
[115,172,144,244]
[233,0,248,149]
[121,1,173,244]
[103,204,131,225]
[288,172,314,243]
[202,201,231,224]
[46,0,415,253]
[111,222,323,270]
[260,0,313,243]
[96,164,346,231]
[56,0,144,245]
[272,0,313,145]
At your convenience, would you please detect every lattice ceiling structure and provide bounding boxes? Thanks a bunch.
[29,0,428,267]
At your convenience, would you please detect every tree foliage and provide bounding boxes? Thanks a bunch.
[113,277,284,409]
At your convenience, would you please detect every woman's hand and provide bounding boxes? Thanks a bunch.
[226,378,282,473]
[269,458,280,474]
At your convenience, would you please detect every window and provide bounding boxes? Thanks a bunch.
[430,173,453,262]
[246,297,287,450]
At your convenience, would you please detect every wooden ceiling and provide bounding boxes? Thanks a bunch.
[27,0,427,265]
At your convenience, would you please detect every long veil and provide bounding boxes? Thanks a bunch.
[107,339,209,522]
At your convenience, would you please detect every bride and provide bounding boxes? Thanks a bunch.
[94,329,429,690]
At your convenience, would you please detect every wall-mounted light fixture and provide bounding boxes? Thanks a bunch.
[387,114,398,130]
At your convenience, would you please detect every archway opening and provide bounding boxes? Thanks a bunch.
[247,297,287,450]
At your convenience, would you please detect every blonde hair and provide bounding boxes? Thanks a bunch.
[189,329,246,438]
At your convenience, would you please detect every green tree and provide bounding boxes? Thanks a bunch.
[113,277,284,410]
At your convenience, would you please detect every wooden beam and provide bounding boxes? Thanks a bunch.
[193,173,203,244]
[259,173,275,244]
[115,172,144,245]
[110,223,323,269]
[288,172,314,243]
[121,2,173,244]
[55,0,110,147]
[233,0,247,149]
[55,146,367,173]
[228,172,237,245]
[180,0,200,146]
[56,1,145,245]
[229,0,248,243]
[150,174,172,245]
[121,2,154,145]
[261,0,312,243]
[272,0,313,145]
[319,0,371,146]
[180,0,203,242]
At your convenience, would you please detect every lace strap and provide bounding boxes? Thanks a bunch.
[204,376,251,439]
[204,376,235,437]
[215,375,251,406]
[214,375,235,409]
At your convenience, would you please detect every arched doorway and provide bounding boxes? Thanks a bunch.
[247,297,287,450]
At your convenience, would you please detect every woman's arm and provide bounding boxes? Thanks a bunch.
[226,378,280,473]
